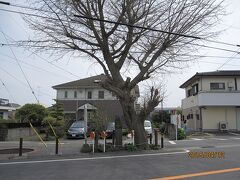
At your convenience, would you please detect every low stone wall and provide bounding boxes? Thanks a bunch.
[7,128,34,141]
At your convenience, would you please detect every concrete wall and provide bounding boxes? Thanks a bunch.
[7,128,34,141]
[182,107,200,131]
[202,107,237,130]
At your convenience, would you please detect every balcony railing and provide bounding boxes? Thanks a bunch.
[182,91,240,108]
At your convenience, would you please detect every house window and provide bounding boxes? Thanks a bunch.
[210,83,225,90]
[192,84,198,95]
[0,112,3,119]
[196,114,200,120]
[187,84,198,97]
[64,91,68,98]
[87,91,92,99]
[98,91,104,99]
[74,91,77,98]
[187,89,191,97]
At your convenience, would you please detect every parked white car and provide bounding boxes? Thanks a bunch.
[144,120,152,136]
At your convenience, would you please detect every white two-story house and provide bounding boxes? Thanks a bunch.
[0,98,20,120]
[180,70,240,132]
[52,74,140,123]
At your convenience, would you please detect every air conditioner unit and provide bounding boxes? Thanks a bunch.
[219,122,228,131]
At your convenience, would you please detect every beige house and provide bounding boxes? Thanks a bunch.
[180,71,240,132]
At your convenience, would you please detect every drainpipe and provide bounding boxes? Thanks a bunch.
[200,107,203,132]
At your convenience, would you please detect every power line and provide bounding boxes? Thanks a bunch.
[1,29,39,103]
[0,52,73,80]
[0,66,53,98]
[0,77,17,104]
[0,2,240,48]
[0,44,81,79]
[216,48,240,70]
[189,43,240,54]
[172,54,240,59]
[199,60,240,67]
[2,42,240,59]
[0,7,240,55]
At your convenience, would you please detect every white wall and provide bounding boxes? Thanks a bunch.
[202,107,237,130]
[198,92,240,106]
[201,77,236,91]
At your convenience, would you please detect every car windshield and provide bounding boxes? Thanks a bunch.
[107,122,115,130]
[71,121,85,128]
[144,121,151,127]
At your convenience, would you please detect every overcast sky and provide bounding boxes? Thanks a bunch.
[0,0,240,108]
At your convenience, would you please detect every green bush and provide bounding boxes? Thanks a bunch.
[0,119,18,123]
[178,128,186,140]
[124,143,137,151]
[43,116,65,138]
[80,144,92,153]
[148,144,160,150]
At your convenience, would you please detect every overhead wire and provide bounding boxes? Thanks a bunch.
[0,29,40,103]
[216,48,240,70]
[0,77,17,105]
[0,1,240,48]
[0,6,239,56]
[0,66,53,98]
[0,52,73,80]
[1,1,240,71]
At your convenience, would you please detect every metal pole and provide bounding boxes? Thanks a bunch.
[132,130,135,146]
[176,116,178,141]
[55,138,59,155]
[93,138,95,153]
[112,130,115,147]
[149,133,152,144]
[76,99,78,121]
[154,129,158,146]
[103,137,106,153]
[19,138,23,156]
[161,134,164,148]
[84,104,88,144]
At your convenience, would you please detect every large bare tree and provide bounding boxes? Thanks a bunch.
[22,0,224,148]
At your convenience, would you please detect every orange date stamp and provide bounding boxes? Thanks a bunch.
[188,151,225,159]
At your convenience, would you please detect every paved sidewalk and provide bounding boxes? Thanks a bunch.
[0,137,184,161]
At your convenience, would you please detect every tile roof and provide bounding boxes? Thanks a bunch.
[180,70,240,88]
[52,74,106,89]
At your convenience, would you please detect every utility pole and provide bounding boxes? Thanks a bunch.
[84,104,88,144]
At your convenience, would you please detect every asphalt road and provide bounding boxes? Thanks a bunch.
[0,135,240,180]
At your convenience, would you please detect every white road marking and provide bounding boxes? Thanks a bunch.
[38,142,65,145]
[190,138,203,141]
[210,138,227,141]
[0,150,189,166]
[231,137,240,140]
[169,141,176,144]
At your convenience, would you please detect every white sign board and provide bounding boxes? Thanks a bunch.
[171,115,181,128]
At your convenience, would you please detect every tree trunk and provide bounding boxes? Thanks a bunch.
[119,96,147,149]
[133,119,147,149]
[115,116,123,149]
